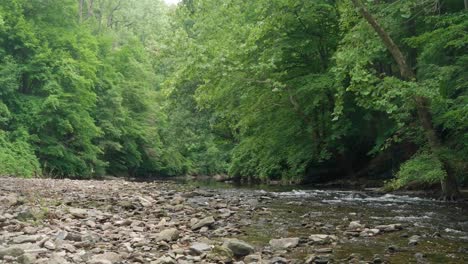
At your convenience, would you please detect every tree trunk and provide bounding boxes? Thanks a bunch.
[465,0,468,10]
[79,0,84,23]
[88,0,94,19]
[350,0,460,199]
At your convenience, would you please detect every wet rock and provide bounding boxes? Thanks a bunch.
[191,216,215,230]
[409,235,420,246]
[315,248,333,253]
[314,255,331,264]
[386,245,399,253]
[375,224,402,232]
[360,228,380,237]
[348,221,363,230]
[372,254,383,264]
[304,254,317,264]
[154,228,179,242]
[414,253,427,264]
[269,237,299,249]
[224,239,254,257]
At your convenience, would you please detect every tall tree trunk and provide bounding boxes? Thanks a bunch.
[79,0,84,23]
[350,0,460,199]
[88,0,94,19]
[465,0,468,10]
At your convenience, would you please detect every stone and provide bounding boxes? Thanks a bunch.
[269,257,288,264]
[59,243,76,253]
[68,208,88,219]
[386,245,399,253]
[373,254,383,264]
[304,254,317,264]
[348,221,363,230]
[1,194,20,207]
[206,246,234,263]
[245,254,262,263]
[408,235,420,246]
[191,216,215,230]
[137,196,153,207]
[90,252,122,264]
[224,239,254,257]
[45,254,70,264]
[12,235,41,244]
[0,247,25,258]
[154,228,179,242]
[360,228,380,237]
[16,209,37,221]
[315,247,333,253]
[44,240,56,250]
[269,237,299,249]
[189,242,211,255]
[375,224,402,232]
[309,234,337,244]
[17,254,35,264]
[152,256,177,264]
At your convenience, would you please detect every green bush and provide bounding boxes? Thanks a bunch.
[386,151,446,190]
[0,132,41,178]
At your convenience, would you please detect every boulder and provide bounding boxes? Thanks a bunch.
[154,228,179,242]
[309,234,337,244]
[269,237,299,249]
[90,252,122,264]
[191,216,215,230]
[189,242,211,255]
[0,247,24,259]
[348,221,363,230]
[206,246,234,263]
[12,235,41,244]
[68,208,88,219]
[223,239,254,257]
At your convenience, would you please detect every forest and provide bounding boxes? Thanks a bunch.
[0,0,467,198]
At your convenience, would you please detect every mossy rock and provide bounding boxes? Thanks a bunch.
[207,246,234,263]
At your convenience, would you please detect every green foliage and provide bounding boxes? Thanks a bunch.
[386,151,446,190]
[0,131,40,177]
[0,0,466,187]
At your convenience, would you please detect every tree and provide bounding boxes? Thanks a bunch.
[349,0,463,198]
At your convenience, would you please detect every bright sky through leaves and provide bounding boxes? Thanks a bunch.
[163,0,180,5]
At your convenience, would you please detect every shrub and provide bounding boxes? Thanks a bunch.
[0,132,41,177]
[386,151,446,190]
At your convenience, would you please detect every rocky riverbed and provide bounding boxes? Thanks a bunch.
[0,177,467,264]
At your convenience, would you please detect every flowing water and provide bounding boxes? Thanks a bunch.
[181,179,468,263]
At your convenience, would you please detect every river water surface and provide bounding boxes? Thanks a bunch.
[180,180,468,263]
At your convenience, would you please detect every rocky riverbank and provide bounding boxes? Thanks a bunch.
[1,177,467,263]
